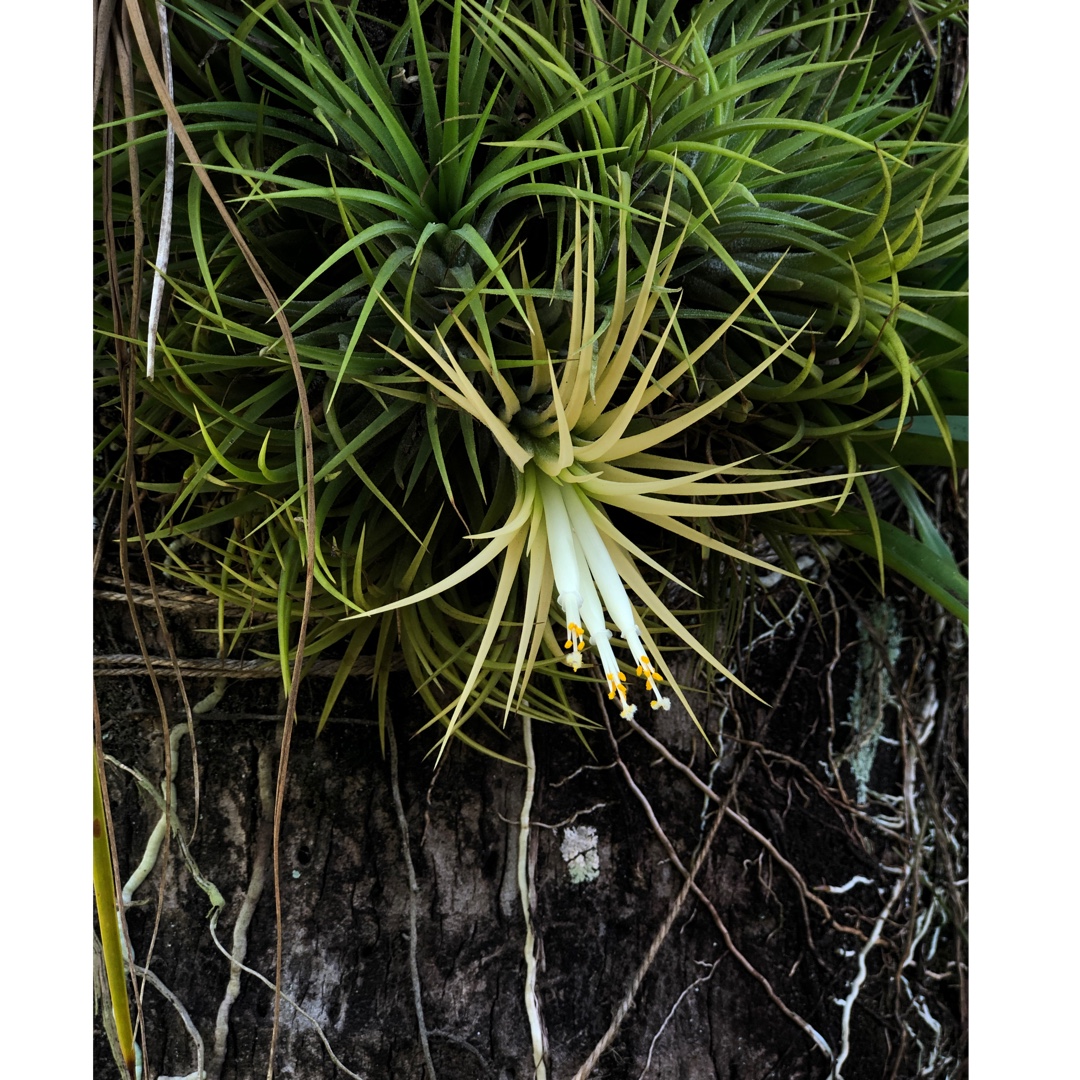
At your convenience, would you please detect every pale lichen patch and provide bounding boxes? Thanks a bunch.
[560,825,600,884]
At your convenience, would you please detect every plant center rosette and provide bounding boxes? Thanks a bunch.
[351,195,845,752]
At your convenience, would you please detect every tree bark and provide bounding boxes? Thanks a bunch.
[95,535,967,1080]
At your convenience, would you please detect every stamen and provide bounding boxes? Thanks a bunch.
[636,654,671,711]
[606,671,637,720]
[563,621,586,670]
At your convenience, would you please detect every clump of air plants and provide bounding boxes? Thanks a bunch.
[93,3,967,1073]
[96,0,966,755]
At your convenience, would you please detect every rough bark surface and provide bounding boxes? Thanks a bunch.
[94,486,968,1080]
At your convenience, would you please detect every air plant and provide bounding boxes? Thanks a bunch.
[349,191,850,752]
[161,0,636,360]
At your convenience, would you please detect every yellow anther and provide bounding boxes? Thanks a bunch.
[637,655,663,681]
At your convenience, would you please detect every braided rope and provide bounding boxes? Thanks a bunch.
[93,653,406,679]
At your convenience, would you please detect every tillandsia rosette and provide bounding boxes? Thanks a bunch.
[348,193,851,750]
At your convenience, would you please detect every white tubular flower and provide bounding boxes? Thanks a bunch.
[538,471,667,719]
[538,471,586,669]
[562,484,671,713]
[573,542,636,720]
